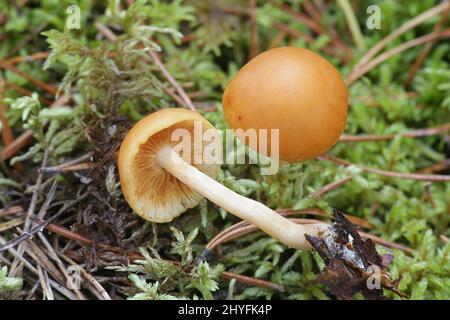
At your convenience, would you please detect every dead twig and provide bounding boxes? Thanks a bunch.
[206,208,373,251]
[39,162,95,173]
[0,78,14,147]
[37,266,54,300]
[404,5,450,87]
[94,21,196,111]
[60,254,112,300]
[248,0,259,60]
[148,51,196,111]
[205,217,414,256]
[311,175,354,197]
[320,154,450,182]
[349,1,450,81]
[280,3,352,59]
[0,130,34,162]
[347,28,450,84]
[4,52,49,65]
[0,94,69,162]
[417,159,450,174]
[0,60,58,95]
[339,122,450,142]
[0,206,24,218]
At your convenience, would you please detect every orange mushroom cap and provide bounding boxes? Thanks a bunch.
[118,108,220,223]
[222,47,349,162]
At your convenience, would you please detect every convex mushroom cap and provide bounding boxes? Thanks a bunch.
[118,108,219,223]
[222,46,349,162]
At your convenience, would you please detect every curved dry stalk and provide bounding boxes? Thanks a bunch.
[339,122,450,142]
[350,1,450,77]
[0,95,69,162]
[0,130,34,162]
[206,218,415,255]
[280,3,352,57]
[347,28,450,84]
[0,78,14,147]
[337,0,365,50]
[248,0,259,60]
[4,52,49,65]
[321,154,450,182]
[206,208,373,250]
[0,60,58,95]
[94,21,196,111]
[417,159,450,174]
[405,5,450,87]
[311,175,354,197]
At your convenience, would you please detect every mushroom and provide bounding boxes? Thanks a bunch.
[119,108,325,250]
[118,47,348,250]
[223,46,348,162]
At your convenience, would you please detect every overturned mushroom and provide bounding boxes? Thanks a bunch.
[119,47,348,250]
[118,108,330,250]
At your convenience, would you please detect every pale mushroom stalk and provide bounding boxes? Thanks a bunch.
[156,145,331,250]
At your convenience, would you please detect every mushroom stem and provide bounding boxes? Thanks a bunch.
[157,146,331,250]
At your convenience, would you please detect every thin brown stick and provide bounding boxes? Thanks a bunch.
[23,239,65,285]
[207,208,373,250]
[280,3,352,58]
[273,22,343,60]
[94,21,196,111]
[39,162,95,173]
[207,218,414,255]
[4,52,49,65]
[94,21,117,42]
[339,122,450,142]
[320,154,450,182]
[277,208,373,229]
[0,206,24,218]
[221,5,248,16]
[6,83,53,106]
[37,266,54,300]
[60,254,112,300]
[38,153,93,173]
[0,94,69,162]
[302,0,323,25]
[311,175,354,197]
[348,28,450,84]
[268,30,287,49]
[220,271,284,292]
[0,60,58,95]
[417,159,450,174]
[350,1,450,78]
[148,51,196,111]
[359,232,415,255]
[248,0,259,60]
[404,5,450,87]
[0,78,14,146]
[0,130,34,162]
